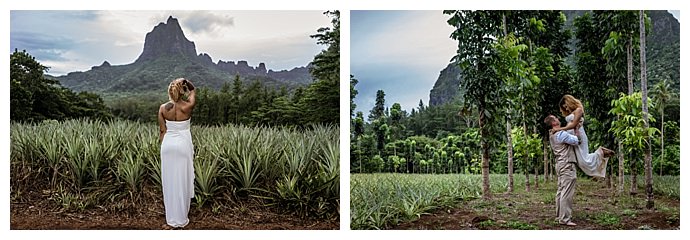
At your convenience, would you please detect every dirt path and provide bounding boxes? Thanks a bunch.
[11,190,338,230]
[394,178,679,230]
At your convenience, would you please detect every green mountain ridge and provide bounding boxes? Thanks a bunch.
[55,16,311,94]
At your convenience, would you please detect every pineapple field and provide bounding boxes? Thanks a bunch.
[10,119,339,229]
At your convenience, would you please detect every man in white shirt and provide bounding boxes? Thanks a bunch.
[545,114,580,226]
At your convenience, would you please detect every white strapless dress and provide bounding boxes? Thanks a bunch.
[161,119,195,227]
[566,114,609,178]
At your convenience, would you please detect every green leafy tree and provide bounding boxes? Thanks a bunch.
[609,92,658,204]
[446,10,504,199]
[302,10,339,125]
[10,50,45,121]
[10,49,112,122]
[389,103,405,141]
[230,75,244,124]
[493,31,524,192]
[350,75,358,118]
[369,90,386,121]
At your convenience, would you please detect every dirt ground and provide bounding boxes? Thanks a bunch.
[394,178,680,230]
[10,189,338,230]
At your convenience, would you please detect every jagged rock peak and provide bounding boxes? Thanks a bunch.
[135,16,197,63]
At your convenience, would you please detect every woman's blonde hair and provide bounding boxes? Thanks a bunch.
[168,78,187,102]
[559,94,584,116]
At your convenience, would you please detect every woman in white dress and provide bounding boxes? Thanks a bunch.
[158,78,196,229]
[550,95,615,178]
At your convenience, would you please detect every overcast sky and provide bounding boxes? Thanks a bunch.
[10,10,330,76]
[351,10,456,115]
[352,10,680,115]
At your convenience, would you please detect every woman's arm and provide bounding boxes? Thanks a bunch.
[158,105,166,143]
[551,107,583,133]
[187,89,196,108]
[182,80,196,110]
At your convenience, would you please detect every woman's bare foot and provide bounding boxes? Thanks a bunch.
[560,221,577,226]
[162,224,174,230]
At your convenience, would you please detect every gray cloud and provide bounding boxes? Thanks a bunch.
[11,10,99,22]
[10,31,77,61]
[352,11,456,113]
[182,11,234,35]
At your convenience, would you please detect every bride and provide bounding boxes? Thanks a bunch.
[158,78,196,229]
[550,94,615,178]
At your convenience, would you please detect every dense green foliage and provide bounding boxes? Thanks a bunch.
[301,10,340,125]
[610,92,658,160]
[10,50,112,122]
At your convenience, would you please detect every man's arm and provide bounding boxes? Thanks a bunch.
[555,131,579,146]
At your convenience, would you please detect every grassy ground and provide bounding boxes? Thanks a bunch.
[395,177,679,230]
[351,173,679,230]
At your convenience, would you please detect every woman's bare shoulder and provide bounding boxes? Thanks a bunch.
[160,101,174,111]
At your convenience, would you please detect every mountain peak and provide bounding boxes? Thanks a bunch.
[135,16,197,63]
[58,15,314,93]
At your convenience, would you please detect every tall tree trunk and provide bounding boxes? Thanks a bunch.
[631,156,638,195]
[618,140,625,194]
[480,106,491,199]
[507,119,514,193]
[660,112,664,176]
[358,138,362,174]
[524,39,532,192]
[627,39,633,95]
[627,32,637,196]
[606,158,612,188]
[605,163,612,188]
[393,145,397,173]
[503,13,515,194]
[532,127,538,189]
[534,163,539,189]
[541,138,549,184]
[640,10,654,209]
[523,122,530,192]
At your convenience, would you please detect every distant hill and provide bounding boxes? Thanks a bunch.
[56,16,312,94]
[429,10,680,106]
